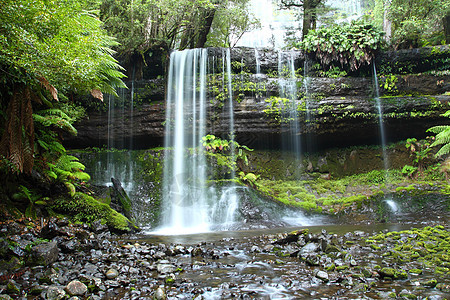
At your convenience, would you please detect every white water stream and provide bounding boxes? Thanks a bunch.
[154,49,240,235]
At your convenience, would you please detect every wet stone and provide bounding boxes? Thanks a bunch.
[154,286,166,300]
[42,286,66,300]
[105,269,119,280]
[157,263,175,274]
[299,242,320,254]
[65,280,88,296]
[31,241,59,266]
[315,270,329,282]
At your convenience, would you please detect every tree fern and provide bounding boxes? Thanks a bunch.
[46,154,90,196]
[427,110,450,157]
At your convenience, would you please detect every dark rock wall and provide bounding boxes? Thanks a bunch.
[64,47,450,151]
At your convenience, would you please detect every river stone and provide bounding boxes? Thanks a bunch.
[32,241,59,266]
[378,267,396,278]
[157,263,175,274]
[42,286,66,300]
[154,287,166,300]
[65,280,87,296]
[315,270,329,282]
[60,239,79,253]
[300,242,320,254]
[105,268,119,279]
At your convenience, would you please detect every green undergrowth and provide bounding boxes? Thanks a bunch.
[366,225,450,277]
[51,192,136,232]
[254,168,449,213]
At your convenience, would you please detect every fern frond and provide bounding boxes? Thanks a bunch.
[435,143,450,157]
[64,182,76,198]
[431,128,450,146]
[427,125,450,134]
[73,171,91,182]
[33,109,77,136]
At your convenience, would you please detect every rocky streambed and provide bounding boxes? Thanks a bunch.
[0,217,449,299]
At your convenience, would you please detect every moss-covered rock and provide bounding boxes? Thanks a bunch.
[51,192,137,233]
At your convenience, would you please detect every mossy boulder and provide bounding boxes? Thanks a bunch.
[51,192,137,233]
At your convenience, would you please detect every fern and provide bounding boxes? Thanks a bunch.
[427,110,450,157]
[33,109,77,136]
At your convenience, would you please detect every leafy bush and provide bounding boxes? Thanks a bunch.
[427,111,450,157]
[299,20,384,71]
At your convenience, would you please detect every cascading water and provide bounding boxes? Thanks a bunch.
[372,63,389,172]
[254,48,263,100]
[155,49,240,234]
[157,49,210,235]
[278,51,302,176]
[373,63,399,209]
[100,87,135,195]
[303,58,315,153]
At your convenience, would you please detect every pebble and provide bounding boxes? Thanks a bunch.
[65,280,88,296]
[105,268,119,279]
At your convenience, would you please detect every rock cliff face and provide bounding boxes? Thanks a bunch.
[64,47,450,150]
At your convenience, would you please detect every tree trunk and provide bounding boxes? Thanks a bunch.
[302,0,320,40]
[195,8,216,48]
[444,14,450,44]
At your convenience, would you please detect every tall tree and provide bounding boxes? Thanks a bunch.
[279,0,324,39]
[205,0,258,47]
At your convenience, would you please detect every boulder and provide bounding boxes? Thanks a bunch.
[31,241,59,266]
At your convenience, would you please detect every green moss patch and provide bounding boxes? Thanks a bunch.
[366,226,450,276]
[51,192,136,232]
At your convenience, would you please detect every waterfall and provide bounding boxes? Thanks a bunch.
[225,48,236,177]
[158,49,209,235]
[278,51,302,177]
[372,63,389,172]
[101,88,136,194]
[155,48,240,235]
[303,58,314,153]
[254,48,262,100]
[254,48,261,76]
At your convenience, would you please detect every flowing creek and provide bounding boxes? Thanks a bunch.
[107,221,449,299]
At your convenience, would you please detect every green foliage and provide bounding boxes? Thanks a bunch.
[202,135,230,152]
[100,0,255,53]
[299,20,384,71]
[317,66,348,78]
[379,0,450,48]
[381,75,398,94]
[0,0,125,179]
[263,96,296,124]
[33,109,77,137]
[402,165,418,179]
[52,192,132,231]
[205,0,259,48]
[238,171,259,187]
[12,185,42,218]
[202,134,253,175]
[403,138,434,178]
[0,0,126,96]
[427,110,450,157]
